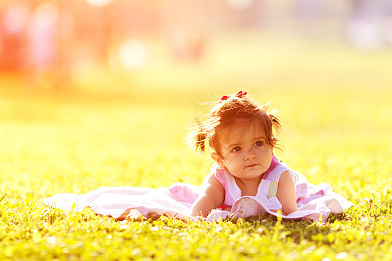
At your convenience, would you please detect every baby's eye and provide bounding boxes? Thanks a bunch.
[232,146,241,153]
[255,141,263,147]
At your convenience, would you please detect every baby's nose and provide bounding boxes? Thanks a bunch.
[244,148,257,160]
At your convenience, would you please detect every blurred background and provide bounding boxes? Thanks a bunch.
[0,0,391,93]
[1,0,392,193]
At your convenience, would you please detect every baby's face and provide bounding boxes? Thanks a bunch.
[215,122,273,182]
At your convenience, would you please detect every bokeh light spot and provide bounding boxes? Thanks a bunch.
[118,39,146,69]
[226,0,254,10]
[34,3,58,28]
[85,0,113,7]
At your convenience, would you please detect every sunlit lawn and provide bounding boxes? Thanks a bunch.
[1,33,392,260]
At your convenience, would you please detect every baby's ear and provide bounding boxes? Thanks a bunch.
[211,152,225,169]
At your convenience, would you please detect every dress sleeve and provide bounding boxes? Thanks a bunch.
[213,166,227,190]
[288,169,298,184]
[200,164,227,191]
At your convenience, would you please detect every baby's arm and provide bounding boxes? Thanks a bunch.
[191,174,225,218]
[276,171,298,215]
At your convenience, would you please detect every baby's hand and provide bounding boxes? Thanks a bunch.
[194,215,206,222]
[303,213,326,223]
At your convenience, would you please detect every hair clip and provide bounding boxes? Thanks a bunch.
[220,95,230,102]
[220,91,247,103]
[236,91,247,98]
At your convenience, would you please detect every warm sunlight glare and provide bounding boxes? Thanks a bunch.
[34,3,58,27]
[118,39,146,69]
[226,0,254,10]
[85,0,113,7]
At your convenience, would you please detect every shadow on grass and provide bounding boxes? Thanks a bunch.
[242,213,352,244]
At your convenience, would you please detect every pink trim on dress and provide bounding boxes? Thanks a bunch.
[215,168,227,191]
[261,156,280,180]
[215,168,238,205]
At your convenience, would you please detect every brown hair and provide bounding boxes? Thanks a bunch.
[188,92,281,156]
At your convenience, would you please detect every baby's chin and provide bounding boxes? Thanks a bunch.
[236,169,266,180]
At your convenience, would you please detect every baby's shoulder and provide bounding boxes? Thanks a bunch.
[201,164,224,185]
[264,160,301,186]
[209,163,228,184]
[275,161,307,185]
[278,170,295,185]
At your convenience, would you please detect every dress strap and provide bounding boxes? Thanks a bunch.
[258,160,292,199]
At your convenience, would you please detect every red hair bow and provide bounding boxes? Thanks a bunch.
[220,91,247,102]
[220,95,230,102]
[236,91,247,98]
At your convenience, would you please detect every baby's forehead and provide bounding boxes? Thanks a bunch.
[219,121,267,144]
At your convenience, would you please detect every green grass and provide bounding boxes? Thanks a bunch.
[1,33,392,260]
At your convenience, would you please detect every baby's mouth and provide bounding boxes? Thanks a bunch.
[246,164,258,168]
